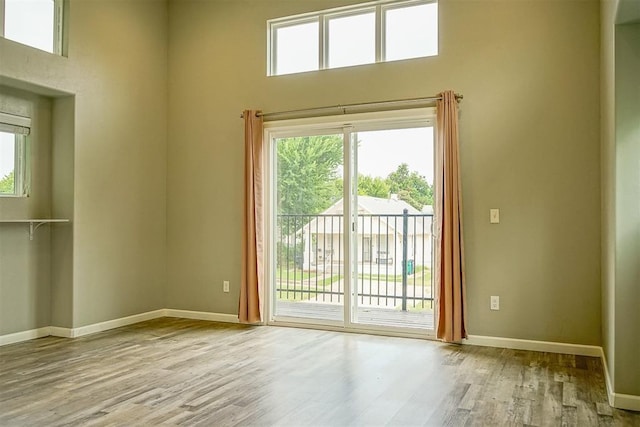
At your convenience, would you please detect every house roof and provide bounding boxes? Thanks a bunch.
[324,196,422,215]
[301,196,430,236]
[358,196,422,215]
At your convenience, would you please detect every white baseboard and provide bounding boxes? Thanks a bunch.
[0,308,239,346]
[601,347,615,407]
[612,393,640,412]
[71,309,166,338]
[164,308,239,324]
[464,334,602,357]
[49,326,74,338]
[600,347,640,412]
[0,327,50,346]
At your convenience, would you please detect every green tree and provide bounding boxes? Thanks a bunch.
[357,174,390,198]
[0,171,14,194]
[386,163,433,210]
[277,135,343,215]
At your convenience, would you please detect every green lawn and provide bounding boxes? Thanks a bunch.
[275,280,340,301]
[358,266,431,285]
[276,267,432,289]
[275,268,316,280]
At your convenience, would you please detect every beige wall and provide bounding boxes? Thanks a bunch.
[0,0,612,358]
[0,88,53,334]
[0,0,168,328]
[601,0,617,392]
[601,0,640,401]
[167,0,602,345]
[614,22,640,398]
[50,96,75,328]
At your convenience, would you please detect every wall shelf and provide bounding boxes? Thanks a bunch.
[0,219,70,240]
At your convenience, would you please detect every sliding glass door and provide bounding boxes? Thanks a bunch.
[268,112,435,333]
[351,127,434,330]
[272,131,346,324]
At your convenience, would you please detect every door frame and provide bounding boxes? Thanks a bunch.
[263,108,437,339]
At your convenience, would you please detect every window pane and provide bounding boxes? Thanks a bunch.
[385,3,438,61]
[275,21,319,75]
[4,0,56,53]
[354,127,435,329]
[274,134,345,322]
[0,132,16,195]
[328,12,375,69]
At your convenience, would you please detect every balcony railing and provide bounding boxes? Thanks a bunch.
[276,210,433,312]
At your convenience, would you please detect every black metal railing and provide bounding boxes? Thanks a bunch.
[276,210,434,311]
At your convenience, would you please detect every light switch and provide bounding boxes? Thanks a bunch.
[490,209,500,224]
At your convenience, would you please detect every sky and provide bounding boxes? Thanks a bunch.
[357,127,434,183]
[0,132,15,179]
[4,0,55,53]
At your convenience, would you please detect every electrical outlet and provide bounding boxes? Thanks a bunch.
[223,281,230,293]
[490,295,499,310]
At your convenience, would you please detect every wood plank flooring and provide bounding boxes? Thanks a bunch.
[0,318,638,426]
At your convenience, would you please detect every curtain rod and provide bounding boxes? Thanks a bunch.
[240,94,463,120]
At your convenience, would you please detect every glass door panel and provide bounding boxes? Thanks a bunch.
[269,118,435,333]
[352,127,435,330]
[272,133,345,323]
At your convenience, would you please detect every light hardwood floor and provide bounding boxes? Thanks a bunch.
[0,318,638,426]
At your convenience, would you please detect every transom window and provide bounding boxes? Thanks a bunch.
[268,0,438,76]
[0,0,63,54]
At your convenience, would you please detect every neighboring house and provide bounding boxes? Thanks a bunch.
[299,196,432,271]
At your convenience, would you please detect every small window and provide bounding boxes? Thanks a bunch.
[273,19,319,75]
[0,132,27,197]
[327,11,376,69]
[0,0,63,54]
[268,0,438,76]
[384,2,438,61]
[0,112,30,197]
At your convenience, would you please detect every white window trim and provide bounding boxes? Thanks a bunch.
[268,0,437,76]
[263,107,435,134]
[262,107,436,339]
[13,133,27,196]
[53,0,63,54]
[0,0,64,55]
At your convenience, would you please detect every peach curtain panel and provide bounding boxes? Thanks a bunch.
[434,91,467,343]
[239,110,264,324]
